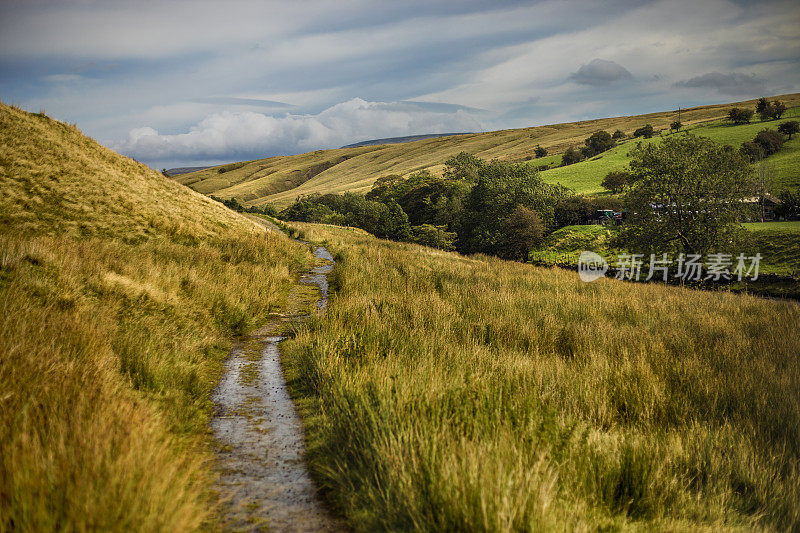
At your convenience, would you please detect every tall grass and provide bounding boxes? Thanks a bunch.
[283,223,800,531]
[0,102,312,530]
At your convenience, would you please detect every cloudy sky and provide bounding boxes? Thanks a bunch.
[1,0,798,168]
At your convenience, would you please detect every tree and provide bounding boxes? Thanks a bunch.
[601,170,631,194]
[753,129,783,157]
[618,135,755,256]
[458,161,563,255]
[776,190,800,220]
[612,130,626,140]
[670,120,682,132]
[771,100,786,119]
[633,124,654,138]
[756,97,770,117]
[561,147,583,166]
[498,205,546,261]
[753,162,776,223]
[409,224,457,251]
[757,103,774,122]
[727,108,754,125]
[534,145,548,158]
[778,120,799,140]
[583,131,615,158]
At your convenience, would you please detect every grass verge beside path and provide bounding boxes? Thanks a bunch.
[282,222,800,531]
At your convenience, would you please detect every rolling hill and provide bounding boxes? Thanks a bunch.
[0,102,310,530]
[175,93,800,208]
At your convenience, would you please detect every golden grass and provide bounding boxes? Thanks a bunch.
[0,103,312,530]
[176,93,800,208]
[282,223,800,531]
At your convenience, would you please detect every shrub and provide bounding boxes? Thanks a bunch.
[217,162,246,174]
[670,121,682,132]
[633,124,654,138]
[753,129,784,156]
[740,141,765,162]
[612,130,626,140]
[727,108,753,125]
[561,147,584,166]
[535,145,548,158]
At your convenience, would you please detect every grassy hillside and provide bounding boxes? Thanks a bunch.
[0,103,311,530]
[538,105,800,194]
[283,222,800,531]
[176,93,800,207]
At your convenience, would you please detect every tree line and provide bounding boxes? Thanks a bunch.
[278,133,775,260]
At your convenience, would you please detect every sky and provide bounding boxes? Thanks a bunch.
[1,0,799,169]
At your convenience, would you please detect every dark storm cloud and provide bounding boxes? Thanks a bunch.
[569,59,634,86]
[674,72,769,96]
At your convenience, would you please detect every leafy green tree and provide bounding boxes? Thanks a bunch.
[534,145,548,158]
[442,152,485,181]
[583,131,615,157]
[776,190,800,220]
[498,205,546,261]
[612,130,626,140]
[561,147,583,166]
[727,108,753,125]
[633,124,654,138]
[771,100,786,119]
[778,120,799,139]
[619,135,755,255]
[601,170,631,193]
[409,224,457,251]
[459,161,562,255]
[670,120,682,132]
[756,97,770,117]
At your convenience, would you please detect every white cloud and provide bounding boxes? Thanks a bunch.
[116,98,482,163]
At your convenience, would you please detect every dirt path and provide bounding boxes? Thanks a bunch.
[211,245,341,532]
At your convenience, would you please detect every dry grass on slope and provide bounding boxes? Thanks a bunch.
[0,103,311,531]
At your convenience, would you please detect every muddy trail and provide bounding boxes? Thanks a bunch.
[211,245,341,532]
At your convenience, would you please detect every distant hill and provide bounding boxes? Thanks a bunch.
[341,132,473,148]
[164,165,212,176]
[174,93,800,208]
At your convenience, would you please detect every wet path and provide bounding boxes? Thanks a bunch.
[211,245,341,532]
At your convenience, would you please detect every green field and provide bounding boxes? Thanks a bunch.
[174,93,800,207]
[282,222,800,530]
[744,221,800,232]
[537,105,800,194]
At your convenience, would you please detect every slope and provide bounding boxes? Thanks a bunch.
[0,103,311,530]
[283,222,800,531]
[176,93,800,207]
